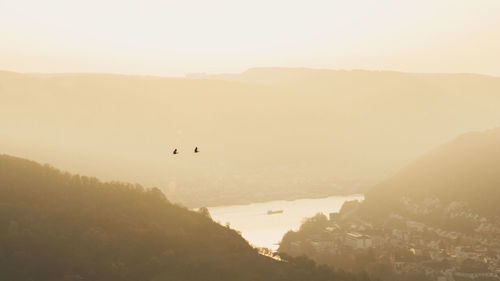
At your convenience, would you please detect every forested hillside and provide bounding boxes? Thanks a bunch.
[0,154,368,281]
[362,127,500,218]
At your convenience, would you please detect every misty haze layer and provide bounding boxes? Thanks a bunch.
[1,68,500,207]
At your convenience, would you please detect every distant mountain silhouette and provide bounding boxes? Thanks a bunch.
[2,69,500,207]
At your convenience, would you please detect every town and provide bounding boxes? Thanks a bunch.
[279,198,500,281]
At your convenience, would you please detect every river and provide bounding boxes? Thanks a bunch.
[208,194,364,250]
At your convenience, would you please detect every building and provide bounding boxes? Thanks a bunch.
[345,232,372,249]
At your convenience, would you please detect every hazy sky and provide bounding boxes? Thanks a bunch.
[1,0,500,76]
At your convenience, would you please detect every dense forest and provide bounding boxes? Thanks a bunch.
[0,154,370,281]
[362,127,500,219]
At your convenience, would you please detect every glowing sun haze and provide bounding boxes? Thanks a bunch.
[1,0,499,76]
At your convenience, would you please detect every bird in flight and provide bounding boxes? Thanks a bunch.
[173,149,178,155]
[194,147,199,153]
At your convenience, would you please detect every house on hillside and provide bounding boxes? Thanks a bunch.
[345,232,372,249]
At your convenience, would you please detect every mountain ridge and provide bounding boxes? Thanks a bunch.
[2,68,500,207]
[361,127,500,218]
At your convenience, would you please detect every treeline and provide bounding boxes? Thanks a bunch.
[0,154,369,281]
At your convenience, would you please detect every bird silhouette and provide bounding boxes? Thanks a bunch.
[194,147,199,153]
[173,149,178,155]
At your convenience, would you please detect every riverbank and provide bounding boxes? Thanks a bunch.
[207,194,364,250]
[174,186,367,208]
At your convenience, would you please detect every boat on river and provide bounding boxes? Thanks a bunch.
[267,210,284,215]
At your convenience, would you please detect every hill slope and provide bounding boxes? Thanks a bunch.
[0,154,369,281]
[2,69,500,206]
[362,127,500,218]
